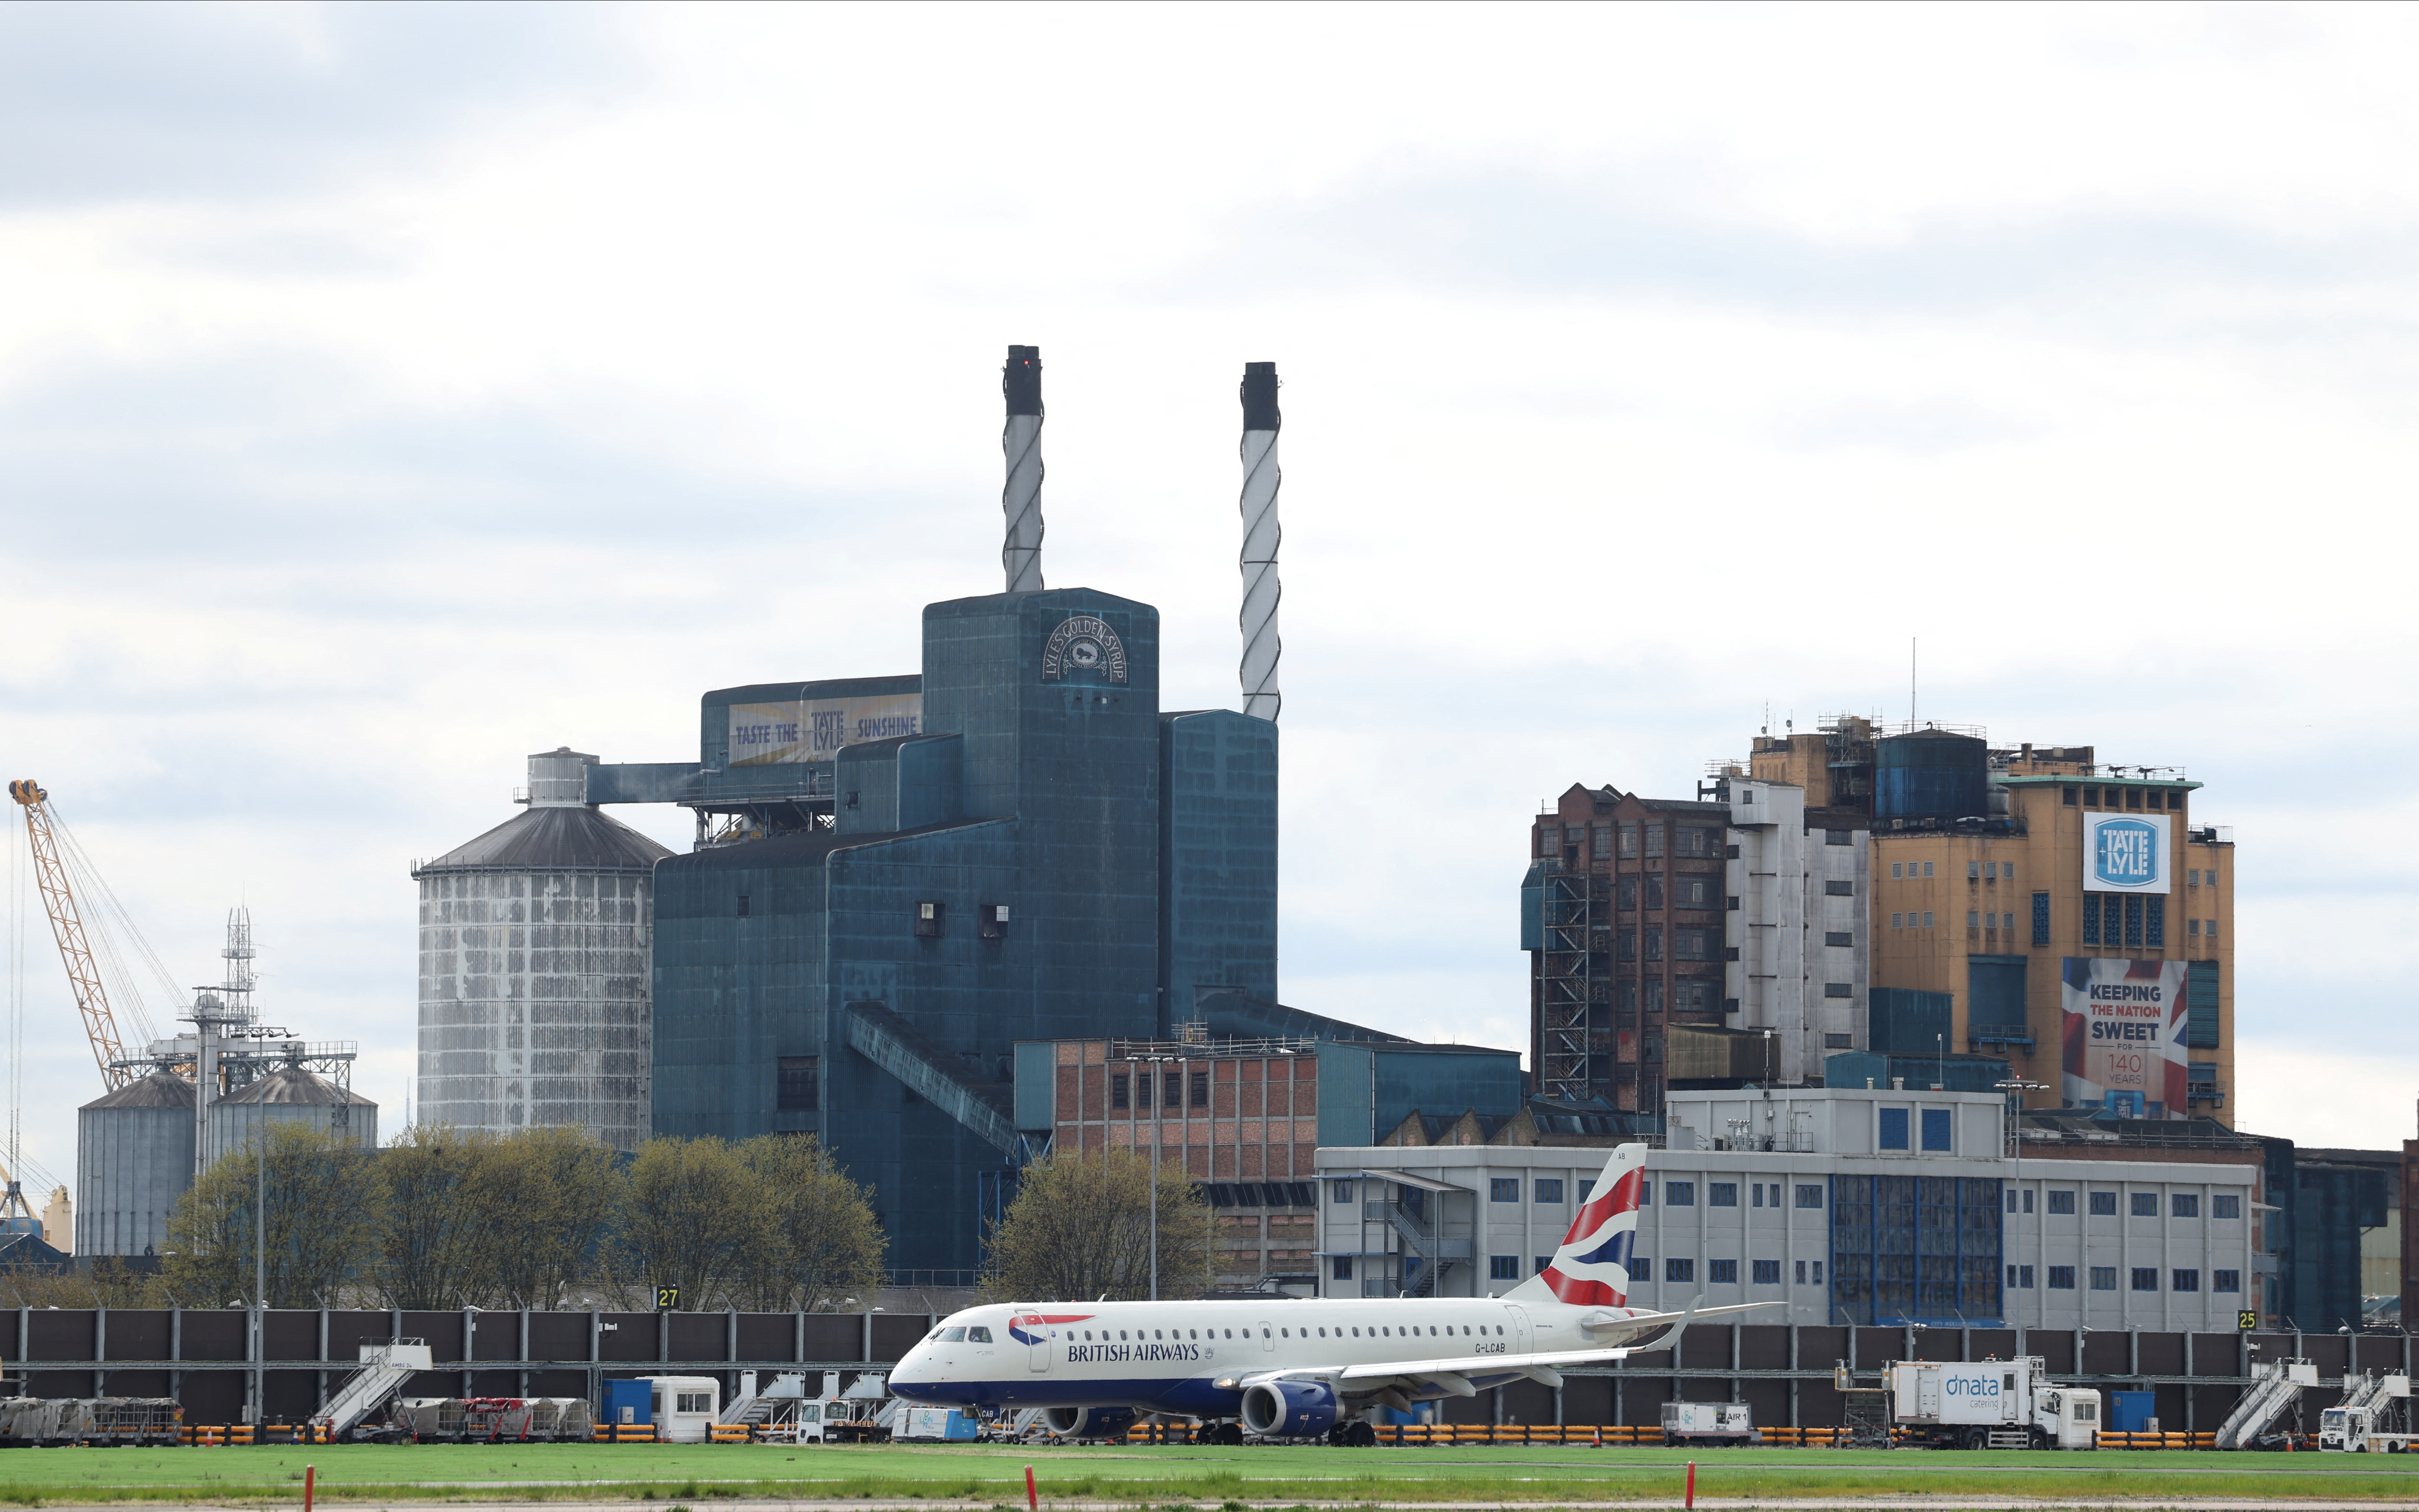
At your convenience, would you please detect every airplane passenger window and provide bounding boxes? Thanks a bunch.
[1154,1330,1162,1339]
[1316,1328,1325,1337]
[1190,1329,1198,1339]
[1119,1331,1128,1340]
[1223,1329,1233,1338]
[1430,1326,1439,1336]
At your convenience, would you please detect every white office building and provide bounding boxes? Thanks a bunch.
[1316,1086,2257,1332]
[1722,778,1869,1084]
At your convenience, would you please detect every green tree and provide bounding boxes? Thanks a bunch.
[613,1136,769,1309]
[732,1136,888,1311]
[373,1124,499,1309]
[163,1122,383,1307]
[980,1148,1212,1302]
[477,1124,622,1309]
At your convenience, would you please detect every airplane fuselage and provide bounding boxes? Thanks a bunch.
[888,1295,1646,1417]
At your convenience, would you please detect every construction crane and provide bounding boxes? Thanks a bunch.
[8,779,135,1090]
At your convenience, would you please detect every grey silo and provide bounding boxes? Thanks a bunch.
[413,749,672,1151]
[76,1071,196,1258]
[205,1066,379,1164]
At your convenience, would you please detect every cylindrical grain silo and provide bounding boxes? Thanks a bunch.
[205,1066,379,1164]
[76,1070,197,1257]
[413,748,672,1151]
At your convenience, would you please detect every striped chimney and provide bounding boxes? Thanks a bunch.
[1002,345,1044,593]
[1238,361,1281,723]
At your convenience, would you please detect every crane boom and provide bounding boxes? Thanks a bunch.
[7,780,132,1090]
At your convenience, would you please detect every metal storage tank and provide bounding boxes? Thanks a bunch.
[1873,728,1989,822]
[205,1066,379,1164]
[75,1070,196,1258]
[413,748,672,1151]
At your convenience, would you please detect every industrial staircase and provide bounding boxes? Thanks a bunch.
[310,1340,434,1438]
[2215,1358,2313,1449]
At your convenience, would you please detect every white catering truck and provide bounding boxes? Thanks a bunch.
[1660,1402,1758,1447]
[1887,1358,2101,1450]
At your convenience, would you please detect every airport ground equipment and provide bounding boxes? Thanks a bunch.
[2320,1371,2415,1453]
[1661,1401,1756,1446]
[2216,1357,2317,1449]
[1887,1357,2101,1450]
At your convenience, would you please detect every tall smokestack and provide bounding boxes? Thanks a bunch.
[1002,345,1044,593]
[1238,361,1281,723]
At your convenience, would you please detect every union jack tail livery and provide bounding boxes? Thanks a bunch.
[1505,1142,1649,1308]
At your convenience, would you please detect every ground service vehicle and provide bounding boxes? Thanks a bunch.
[2320,1373,2414,1453]
[1887,1358,2100,1450]
[1661,1401,1756,1446]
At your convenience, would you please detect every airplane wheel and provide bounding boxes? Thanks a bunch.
[1206,1422,1243,1446]
[1345,1421,1377,1447]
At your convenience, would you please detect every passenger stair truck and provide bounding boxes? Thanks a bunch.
[312,1341,435,1442]
[2216,1358,2317,1450]
[2320,1372,2415,1454]
[1887,1358,2100,1450]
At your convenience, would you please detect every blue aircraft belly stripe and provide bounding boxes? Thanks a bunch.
[892,1372,1536,1413]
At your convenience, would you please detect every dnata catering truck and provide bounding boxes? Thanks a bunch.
[1888,1358,2101,1450]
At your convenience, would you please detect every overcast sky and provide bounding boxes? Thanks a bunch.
[4,2,2414,1197]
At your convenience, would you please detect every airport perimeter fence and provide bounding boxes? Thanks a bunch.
[0,1309,2405,1434]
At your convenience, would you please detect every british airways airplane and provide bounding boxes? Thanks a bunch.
[889,1143,1773,1444]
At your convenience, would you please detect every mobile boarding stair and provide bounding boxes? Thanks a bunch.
[310,1339,436,1441]
[2216,1357,2316,1448]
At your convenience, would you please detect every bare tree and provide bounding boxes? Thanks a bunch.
[373,1124,498,1309]
[163,1123,383,1307]
[612,1135,771,1308]
[980,1148,1212,1303]
[476,1124,621,1309]
[732,1136,887,1312]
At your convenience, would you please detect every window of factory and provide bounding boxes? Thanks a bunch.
[1645,929,1663,961]
[1592,825,1612,859]
[1795,1259,1808,1283]
[2124,895,2144,947]
[2048,1190,2075,1214]
[1891,913,1903,929]
[1824,930,1854,948]
[736,893,752,917]
[1666,1181,1696,1206]
[1134,1072,1153,1107]
[2090,1267,2118,1291]
[2127,788,2144,810]
[1920,1109,1951,1150]
[1922,911,1935,928]
[1190,1071,1209,1106]
[1619,822,1638,857]
[2063,786,2079,805]
[2022,1189,2034,1213]
[1489,1255,1520,1280]
[2048,1266,2077,1289]
[1617,877,1639,910]
[1708,1258,1738,1284]
[1824,982,1853,998]
[1666,1259,1694,1283]
[2130,1267,2158,1291]
[1678,827,1716,857]
[915,900,945,937]
[1643,1034,1663,1062]
[1825,879,1855,896]
[2032,892,2051,946]
[2206,863,2219,885]
[1163,1072,1184,1106]
[1891,862,1903,879]
[1674,875,1718,908]
[2188,868,2200,887]
[2131,1192,2158,1217]
[1675,929,1715,961]
[1538,825,1557,855]
[1878,1107,1910,1150]
[1490,1178,1520,1203]
[1827,829,1853,846]
[1645,876,1665,909]
[2082,899,2100,947]
[2169,791,2187,810]
[1675,981,1713,1012]
[1536,1178,1563,1204]
[1825,1032,1853,1048]
[1922,861,1935,878]
[1331,1257,1352,1281]
[2083,787,2099,806]
[2214,1194,2242,1219]
[1111,1074,1130,1109]
[1709,1183,1738,1207]
[777,1056,820,1112]
[1968,860,1981,880]
[1984,861,1997,879]
[2090,1191,2118,1216]
[2215,1269,2241,1292]
[1618,930,1637,962]
[1645,824,1666,859]
[1796,1184,1824,1209]
[2188,920,2200,938]
[2173,1269,2200,1292]
[2206,920,2219,940]
[1753,1259,1782,1284]
[1644,981,1664,1013]
[2146,896,2165,947]
[1968,910,1981,928]
[2004,864,2015,883]
[1331,1181,1355,1204]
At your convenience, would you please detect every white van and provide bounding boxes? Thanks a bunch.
[640,1375,722,1444]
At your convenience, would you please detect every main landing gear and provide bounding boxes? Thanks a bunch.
[1204,1421,1245,1446]
[1326,1421,1378,1447]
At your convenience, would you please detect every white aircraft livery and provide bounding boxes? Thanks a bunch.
[888,1142,1775,1443]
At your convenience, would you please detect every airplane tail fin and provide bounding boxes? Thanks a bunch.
[1502,1142,1650,1306]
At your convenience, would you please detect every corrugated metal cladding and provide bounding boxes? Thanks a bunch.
[417,755,673,1152]
[76,1072,195,1258]
[207,1068,379,1162]
[1874,730,1989,822]
[653,589,1280,1272]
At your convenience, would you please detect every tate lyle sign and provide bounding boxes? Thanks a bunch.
[2082,812,2169,894]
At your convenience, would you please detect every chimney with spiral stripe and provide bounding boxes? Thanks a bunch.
[1238,361,1281,722]
[1002,345,1044,592]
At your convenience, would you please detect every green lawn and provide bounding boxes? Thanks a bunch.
[0,1439,2412,1504]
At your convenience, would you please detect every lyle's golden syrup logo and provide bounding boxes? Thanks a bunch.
[1042,615,1128,684]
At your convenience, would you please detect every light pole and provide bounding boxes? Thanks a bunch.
[1148,1059,1165,1301]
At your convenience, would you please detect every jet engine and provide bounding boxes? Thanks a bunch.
[1043,1406,1138,1441]
[1238,1380,1338,1438]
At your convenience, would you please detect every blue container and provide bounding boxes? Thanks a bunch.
[1874,731,1988,821]
[2107,1390,2156,1433]
[602,1379,653,1427]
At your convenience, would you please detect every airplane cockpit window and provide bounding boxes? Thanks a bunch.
[941,1327,968,1342]
[966,1327,992,1343]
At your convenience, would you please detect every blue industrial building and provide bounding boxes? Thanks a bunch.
[627,588,1280,1272]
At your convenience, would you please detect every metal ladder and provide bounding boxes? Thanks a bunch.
[309,1340,434,1438]
[2215,1358,2307,1449]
